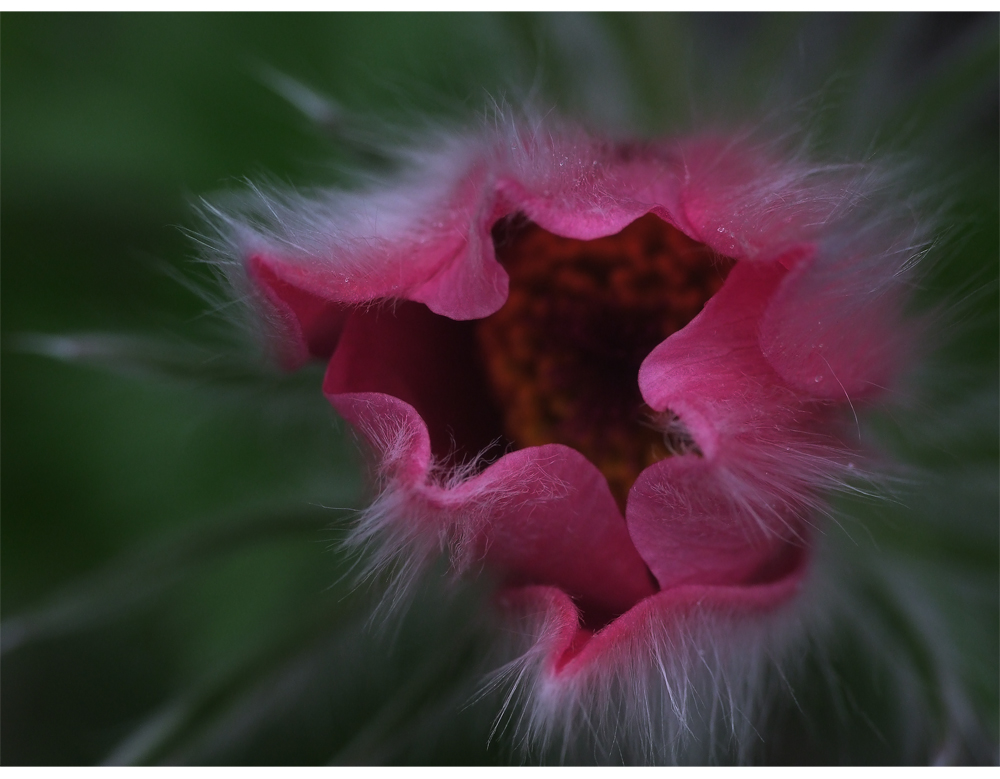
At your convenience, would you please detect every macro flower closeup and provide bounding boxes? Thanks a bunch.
[208,119,923,759]
[4,13,997,767]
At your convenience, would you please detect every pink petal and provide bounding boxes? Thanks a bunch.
[492,155,686,242]
[627,456,809,591]
[501,543,807,679]
[327,387,656,621]
[245,163,505,325]
[676,138,835,261]
[461,443,658,622]
[636,260,790,459]
[248,255,351,369]
[632,260,816,588]
[758,249,910,400]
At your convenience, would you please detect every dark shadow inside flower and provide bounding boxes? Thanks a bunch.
[479,214,733,509]
[323,300,512,469]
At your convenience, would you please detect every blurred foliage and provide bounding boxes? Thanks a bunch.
[2,12,997,765]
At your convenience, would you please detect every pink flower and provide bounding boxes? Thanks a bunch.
[208,117,920,760]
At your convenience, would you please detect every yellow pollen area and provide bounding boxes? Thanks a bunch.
[476,214,734,511]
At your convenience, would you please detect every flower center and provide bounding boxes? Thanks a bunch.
[477,214,734,510]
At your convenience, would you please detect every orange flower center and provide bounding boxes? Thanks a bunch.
[477,214,734,510]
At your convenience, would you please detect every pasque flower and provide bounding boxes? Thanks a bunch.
[208,115,922,761]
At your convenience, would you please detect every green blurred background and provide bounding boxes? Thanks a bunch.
[2,13,997,765]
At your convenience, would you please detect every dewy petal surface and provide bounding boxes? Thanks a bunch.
[758,249,909,401]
